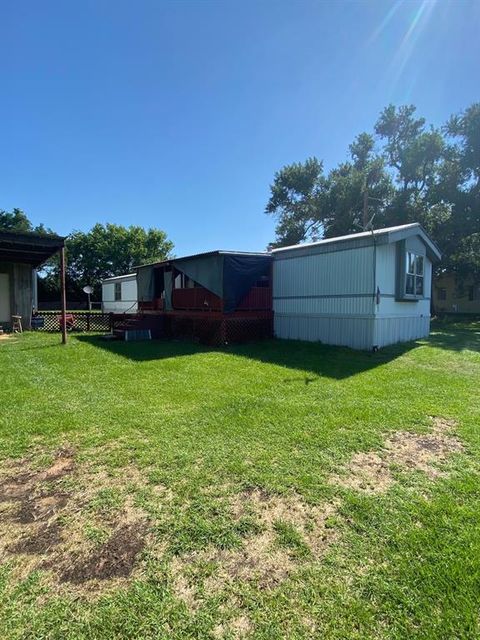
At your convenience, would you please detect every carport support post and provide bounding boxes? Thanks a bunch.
[60,246,67,344]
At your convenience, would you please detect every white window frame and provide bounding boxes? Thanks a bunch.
[405,251,424,298]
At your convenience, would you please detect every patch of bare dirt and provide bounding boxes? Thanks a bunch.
[0,333,16,342]
[0,446,154,596]
[332,452,393,494]
[170,556,200,611]
[331,417,463,494]
[14,493,69,524]
[9,522,63,554]
[59,522,148,583]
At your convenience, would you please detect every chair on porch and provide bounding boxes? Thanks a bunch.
[11,315,23,333]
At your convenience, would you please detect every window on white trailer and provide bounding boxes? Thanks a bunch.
[405,252,424,297]
[114,282,122,301]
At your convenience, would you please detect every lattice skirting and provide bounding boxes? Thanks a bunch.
[168,316,273,345]
[31,312,112,333]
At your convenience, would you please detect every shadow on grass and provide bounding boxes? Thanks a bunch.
[75,334,419,380]
[428,321,480,353]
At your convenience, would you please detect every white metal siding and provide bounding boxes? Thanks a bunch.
[274,246,374,299]
[275,315,375,350]
[373,316,430,348]
[274,296,373,316]
[372,242,432,346]
[273,246,376,349]
[102,277,138,312]
[273,235,435,350]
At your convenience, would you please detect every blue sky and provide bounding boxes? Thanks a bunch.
[1,0,479,256]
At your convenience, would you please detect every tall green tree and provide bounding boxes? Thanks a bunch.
[441,104,480,280]
[265,158,326,248]
[265,135,392,244]
[63,223,173,296]
[266,102,480,284]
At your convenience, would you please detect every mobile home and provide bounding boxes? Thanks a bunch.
[102,273,138,313]
[272,223,441,350]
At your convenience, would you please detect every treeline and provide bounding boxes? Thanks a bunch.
[266,103,480,280]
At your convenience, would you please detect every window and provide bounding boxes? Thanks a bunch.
[405,252,424,297]
[437,287,447,301]
[468,286,474,301]
[114,282,122,301]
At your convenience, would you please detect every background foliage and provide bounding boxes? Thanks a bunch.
[266,103,480,281]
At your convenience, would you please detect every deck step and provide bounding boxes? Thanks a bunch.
[124,329,152,341]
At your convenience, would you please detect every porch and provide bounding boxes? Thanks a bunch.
[117,250,273,344]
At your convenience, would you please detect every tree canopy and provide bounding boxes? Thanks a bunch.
[0,208,54,235]
[266,103,480,280]
[64,223,173,295]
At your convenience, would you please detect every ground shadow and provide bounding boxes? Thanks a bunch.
[427,320,480,353]
[76,334,419,381]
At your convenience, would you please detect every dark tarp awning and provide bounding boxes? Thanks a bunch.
[172,254,224,299]
[173,252,271,312]
[0,231,65,267]
[135,251,272,311]
[222,254,271,312]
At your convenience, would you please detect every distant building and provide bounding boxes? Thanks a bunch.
[102,274,138,313]
[432,274,480,314]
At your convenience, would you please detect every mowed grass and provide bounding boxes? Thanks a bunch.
[0,323,479,639]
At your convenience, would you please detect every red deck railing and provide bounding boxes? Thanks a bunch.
[237,286,272,310]
[172,287,223,311]
[172,286,271,311]
[139,286,272,313]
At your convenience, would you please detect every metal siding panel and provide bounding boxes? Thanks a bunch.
[274,296,373,316]
[273,246,374,298]
[274,314,374,350]
[373,316,430,347]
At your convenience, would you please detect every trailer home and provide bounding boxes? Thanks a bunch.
[272,223,441,350]
[102,273,138,313]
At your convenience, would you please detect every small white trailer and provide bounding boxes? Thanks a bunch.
[101,273,138,313]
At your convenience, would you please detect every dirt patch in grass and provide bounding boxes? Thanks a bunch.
[0,446,153,596]
[170,488,339,610]
[331,417,463,494]
[9,522,63,554]
[331,451,393,494]
[60,522,148,583]
[0,333,16,342]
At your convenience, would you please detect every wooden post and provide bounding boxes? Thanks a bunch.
[60,246,67,344]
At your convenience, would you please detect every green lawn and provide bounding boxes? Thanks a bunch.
[0,324,479,639]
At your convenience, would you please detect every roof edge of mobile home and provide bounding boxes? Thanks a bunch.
[133,249,272,271]
[101,273,136,283]
[272,223,441,262]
